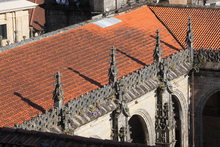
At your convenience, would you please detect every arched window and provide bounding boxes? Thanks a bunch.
[172,95,181,147]
[129,115,149,144]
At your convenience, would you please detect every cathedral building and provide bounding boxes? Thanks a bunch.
[0,1,219,147]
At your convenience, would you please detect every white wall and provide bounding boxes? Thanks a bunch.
[0,10,29,46]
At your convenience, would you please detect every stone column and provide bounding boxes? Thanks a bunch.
[155,85,176,147]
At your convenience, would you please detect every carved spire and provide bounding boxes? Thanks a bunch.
[154,29,176,145]
[109,46,118,85]
[53,72,64,109]
[154,30,162,63]
[186,17,194,63]
[108,47,131,142]
[186,17,193,49]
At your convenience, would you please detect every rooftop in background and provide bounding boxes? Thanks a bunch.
[0,127,150,147]
[28,0,45,32]
[149,5,220,50]
[0,0,37,13]
[0,6,182,127]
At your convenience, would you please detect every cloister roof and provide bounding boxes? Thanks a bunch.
[0,6,182,127]
[0,127,149,147]
[149,6,220,50]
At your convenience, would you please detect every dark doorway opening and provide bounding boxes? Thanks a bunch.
[172,96,181,147]
[129,115,148,144]
[203,91,220,147]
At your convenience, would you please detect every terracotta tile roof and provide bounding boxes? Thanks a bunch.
[149,6,220,50]
[0,6,182,127]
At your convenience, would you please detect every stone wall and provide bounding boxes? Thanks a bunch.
[0,10,30,46]
[74,75,190,146]
[194,69,220,147]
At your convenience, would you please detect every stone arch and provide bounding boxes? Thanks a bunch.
[130,109,155,146]
[172,90,188,114]
[171,89,188,147]
[195,88,220,147]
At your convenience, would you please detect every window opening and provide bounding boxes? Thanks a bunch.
[0,24,7,39]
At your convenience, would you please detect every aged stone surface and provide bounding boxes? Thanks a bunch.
[0,10,30,46]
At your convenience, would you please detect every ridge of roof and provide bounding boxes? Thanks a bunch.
[147,3,220,9]
[0,4,148,53]
[0,19,94,53]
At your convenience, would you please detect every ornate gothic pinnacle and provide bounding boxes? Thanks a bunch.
[53,71,64,109]
[186,17,194,49]
[186,17,194,64]
[109,46,118,85]
[154,30,162,63]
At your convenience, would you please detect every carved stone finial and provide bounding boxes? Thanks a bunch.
[109,46,118,85]
[186,17,193,48]
[53,72,64,109]
[186,17,194,63]
[154,30,162,63]
[186,17,194,51]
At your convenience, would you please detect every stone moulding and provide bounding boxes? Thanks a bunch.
[15,48,192,133]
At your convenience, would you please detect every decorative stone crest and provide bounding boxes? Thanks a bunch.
[185,17,194,63]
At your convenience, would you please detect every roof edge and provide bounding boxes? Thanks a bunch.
[147,3,220,9]
[0,3,149,53]
[0,0,38,13]
[0,5,37,13]
[0,18,101,52]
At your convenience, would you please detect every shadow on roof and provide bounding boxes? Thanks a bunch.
[150,35,181,51]
[116,48,146,66]
[14,92,46,113]
[67,67,103,88]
